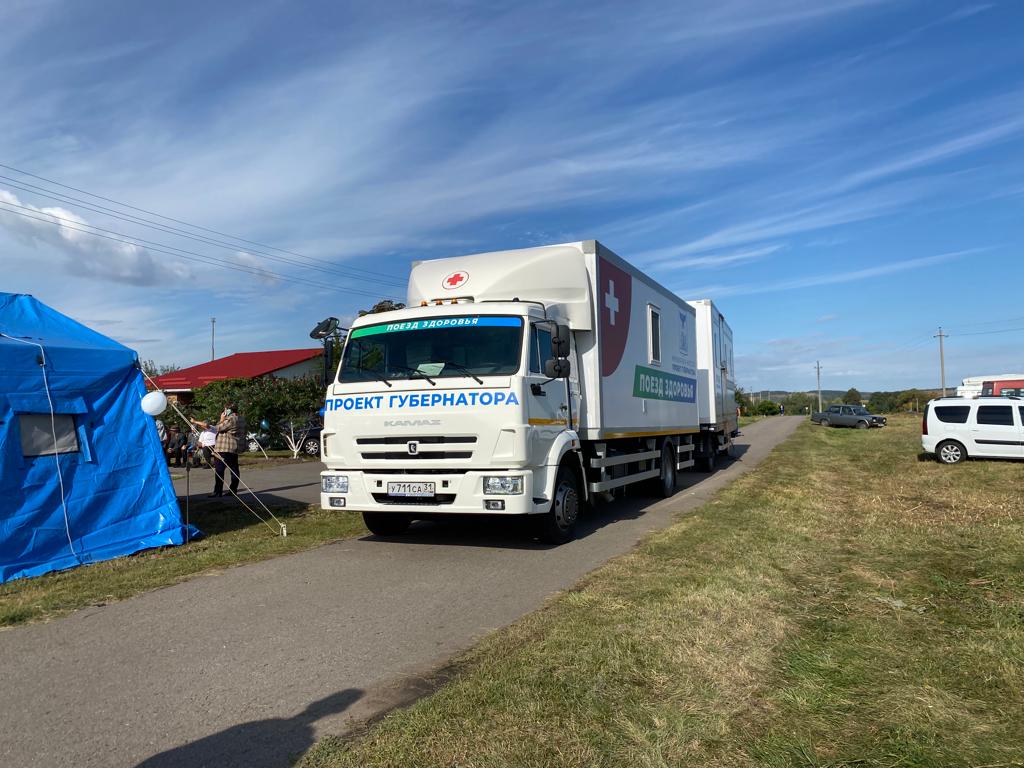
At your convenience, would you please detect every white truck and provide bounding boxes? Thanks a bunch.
[687,299,738,471]
[956,374,1024,398]
[319,240,735,543]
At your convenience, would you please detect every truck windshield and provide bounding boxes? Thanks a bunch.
[338,315,524,384]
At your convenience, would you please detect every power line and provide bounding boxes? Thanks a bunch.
[885,333,934,356]
[0,175,407,289]
[0,201,398,300]
[0,161,406,285]
[948,326,1024,337]
[0,200,346,294]
[947,315,1024,331]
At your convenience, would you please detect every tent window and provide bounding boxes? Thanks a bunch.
[19,414,80,457]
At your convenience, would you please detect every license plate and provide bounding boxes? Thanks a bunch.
[387,482,435,497]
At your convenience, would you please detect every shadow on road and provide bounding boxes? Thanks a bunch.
[173,491,310,538]
[357,449,747,550]
[134,689,363,768]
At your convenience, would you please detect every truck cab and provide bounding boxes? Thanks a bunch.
[320,301,583,541]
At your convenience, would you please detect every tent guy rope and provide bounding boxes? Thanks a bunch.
[139,368,288,537]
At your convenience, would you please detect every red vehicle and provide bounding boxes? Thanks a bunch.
[980,379,1024,397]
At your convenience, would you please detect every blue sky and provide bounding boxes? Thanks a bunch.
[1,0,1022,392]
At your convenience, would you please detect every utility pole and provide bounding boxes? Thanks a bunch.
[815,361,822,412]
[210,317,216,361]
[934,326,948,396]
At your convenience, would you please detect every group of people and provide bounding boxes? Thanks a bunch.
[154,402,246,498]
[155,419,217,468]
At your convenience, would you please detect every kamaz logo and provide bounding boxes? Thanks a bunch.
[384,418,442,427]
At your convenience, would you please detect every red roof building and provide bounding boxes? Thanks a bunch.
[151,349,322,398]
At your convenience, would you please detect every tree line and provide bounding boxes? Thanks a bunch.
[737,386,938,415]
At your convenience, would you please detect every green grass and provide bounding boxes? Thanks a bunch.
[0,503,366,627]
[300,416,1024,768]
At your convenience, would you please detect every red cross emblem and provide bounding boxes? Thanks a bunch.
[443,270,469,290]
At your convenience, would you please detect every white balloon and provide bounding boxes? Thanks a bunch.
[141,390,168,417]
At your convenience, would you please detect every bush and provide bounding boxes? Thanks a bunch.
[189,376,324,431]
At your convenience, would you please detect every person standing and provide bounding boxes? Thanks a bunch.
[193,404,245,498]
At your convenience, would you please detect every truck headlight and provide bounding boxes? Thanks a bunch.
[483,476,523,495]
[321,475,349,493]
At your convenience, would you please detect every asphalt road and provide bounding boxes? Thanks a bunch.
[172,459,322,508]
[0,416,802,768]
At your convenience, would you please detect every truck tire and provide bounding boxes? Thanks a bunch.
[937,440,966,465]
[648,442,676,498]
[699,447,716,473]
[819,418,830,427]
[856,420,868,430]
[362,512,412,536]
[536,464,581,544]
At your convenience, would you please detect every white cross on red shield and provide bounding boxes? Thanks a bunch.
[598,256,632,376]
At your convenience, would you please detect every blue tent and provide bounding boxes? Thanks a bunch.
[0,293,196,583]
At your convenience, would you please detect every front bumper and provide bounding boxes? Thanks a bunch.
[320,469,542,515]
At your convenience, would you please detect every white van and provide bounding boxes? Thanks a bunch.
[922,396,1024,464]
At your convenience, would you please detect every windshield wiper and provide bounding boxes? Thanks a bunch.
[354,367,393,387]
[388,364,437,386]
[438,360,484,385]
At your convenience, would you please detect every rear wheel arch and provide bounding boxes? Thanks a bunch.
[553,439,588,503]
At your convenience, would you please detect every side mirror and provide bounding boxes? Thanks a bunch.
[551,324,571,358]
[544,357,571,379]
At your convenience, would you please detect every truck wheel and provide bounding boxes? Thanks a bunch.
[856,420,868,430]
[937,440,966,465]
[819,419,830,427]
[649,442,676,498]
[699,448,716,473]
[537,465,581,544]
[362,512,412,536]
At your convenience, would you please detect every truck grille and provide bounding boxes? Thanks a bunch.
[356,435,477,461]
[371,493,457,505]
[361,451,473,460]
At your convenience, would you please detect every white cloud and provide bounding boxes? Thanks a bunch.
[838,112,1024,191]
[0,189,191,285]
[643,244,783,270]
[682,249,981,298]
